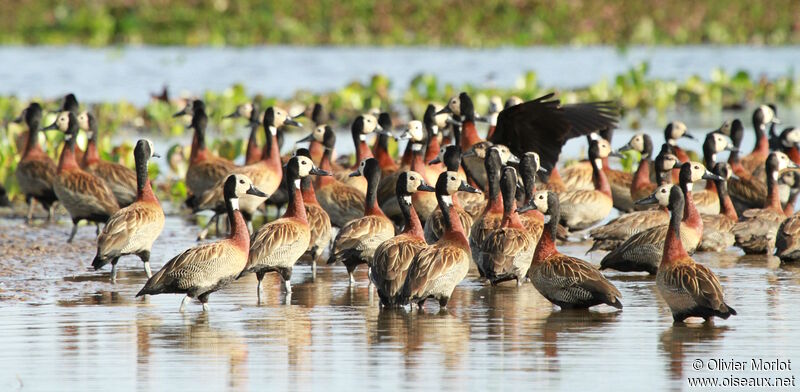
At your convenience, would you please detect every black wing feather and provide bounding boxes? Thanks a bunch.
[490,94,619,175]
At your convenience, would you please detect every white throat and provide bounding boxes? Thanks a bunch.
[269,126,277,135]
[294,179,301,189]
[685,182,693,192]
[230,198,239,210]
[772,170,780,182]
[431,125,439,135]
[594,158,603,170]
[359,134,367,141]
[441,195,453,207]
[402,195,412,205]
[411,143,423,152]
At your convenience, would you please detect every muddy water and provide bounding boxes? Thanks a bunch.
[1,214,799,391]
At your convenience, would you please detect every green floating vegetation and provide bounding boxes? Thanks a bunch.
[1,1,799,46]
[0,62,798,205]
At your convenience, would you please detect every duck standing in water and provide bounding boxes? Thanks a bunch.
[328,158,395,285]
[45,111,119,242]
[137,174,267,311]
[652,186,736,323]
[93,139,164,282]
[697,163,738,252]
[77,112,138,207]
[371,171,435,306]
[480,167,536,286]
[400,171,481,309]
[294,148,332,276]
[14,103,58,223]
[519,191,623,310]
[240,156,329,298]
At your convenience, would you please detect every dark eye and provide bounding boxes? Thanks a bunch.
[301,161,307,165]
[661,189,666,193]
[450,177,456,181]
[539,195,544,199]
[410,176,415,181]
[239,180,245,184]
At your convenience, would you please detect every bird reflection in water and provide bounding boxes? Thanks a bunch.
[541,310,621,372]
[659,324,728,380]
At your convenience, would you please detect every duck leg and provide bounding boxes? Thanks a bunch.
[198,293,210,312]
[26,198,36,224]
[139,251,152,278]
[256,271,266,303]
[47,204,56,223]
[179,295,191,312]
[196,213,218,241]
[280,268,293,294]
[110,261,118,284]
[67,221,79,243]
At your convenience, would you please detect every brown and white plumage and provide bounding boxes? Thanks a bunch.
[176,100,237,208]
[328,158,395,284]
[240,155,327,296]
[692,132,736,215]
[469,147,506,275]
[655,186,736,323]
[312,126,366,227]
[372,171,435,306]
[293,150,332,275]
[46,111,119,243]
[332,114,383,194]
[480,167,536,286]
[14,103,58,223]
[194,107,298,224]
[400,171,481,309]
[78,112,137,207]
[698,163,738,252]
[93,139,164,282]
[776,212,800,262]
[520,191,622,310]
[137,174,266,311]
[600,162,720,274]
[556,138,616,231]
[424,145,473,243]
[732,152,797,254]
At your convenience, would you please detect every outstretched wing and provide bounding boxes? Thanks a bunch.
[490,93,619,175]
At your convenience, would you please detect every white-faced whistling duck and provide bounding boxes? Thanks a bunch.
[14,103,58,223]
[138,174,266,311]
[665,121,693,162]
[516,152,547,243]
[698,163,738,252]
[740,105,779,173]
[776,127,800,165]
[194,107,298,236]
[556,138,618,231]
[45,111,119,242]
[480,167,536,286]
[60,93,85,163]
[622,133,656,202]
[587,146,681,253]
[469,146,507,276]
[175,100,236,209]
[328,158,395,285]
[371,171,435,306]
[424,145,475,243]
[400,171,481,309]
[654,185,736,323]
[240,155,328,298]
[437,92,485,150]
[692,132,736,215]
[731,152,798,254]
[400,120,439,222]
[224,102,262,165]
[77,112,138,207]
[333,114,382,194]
[519,190,623,310]
[600,162,721,274]
[313,126,365,227]
[93,139,165,282]
[294,148,332,277]
[373,112,399,174]
[727,119,768,213]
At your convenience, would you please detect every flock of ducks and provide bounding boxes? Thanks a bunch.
[7,91,800,324]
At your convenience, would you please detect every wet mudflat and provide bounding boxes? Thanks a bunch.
[1,213,799,391]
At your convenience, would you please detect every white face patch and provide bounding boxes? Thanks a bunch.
[402,195,412,205]
[294,179,301,189]
[269,126,277,135]
[441,195,453,207]
[230,198,239,210]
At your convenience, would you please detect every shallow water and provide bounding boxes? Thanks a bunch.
[1,45,799,105]
[1,215,799,391]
